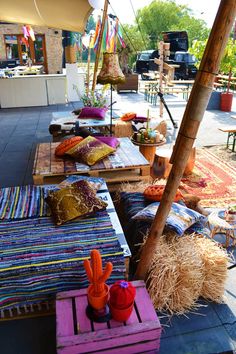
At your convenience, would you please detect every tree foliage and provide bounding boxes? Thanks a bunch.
[121,0,209,58]
[190,37,236,75]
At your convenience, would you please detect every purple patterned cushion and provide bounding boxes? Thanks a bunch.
[95,136,120,149]
[133,116,148,123]
[66,136,115,166]
[78,107,107,120]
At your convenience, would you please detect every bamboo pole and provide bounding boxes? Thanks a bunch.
[91,0,109,92]
[135,0,236,280]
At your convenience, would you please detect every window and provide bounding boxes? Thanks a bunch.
[5,35,19,60]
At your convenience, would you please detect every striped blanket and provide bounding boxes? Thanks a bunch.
[0,211,125,313]
[0,185,49,220]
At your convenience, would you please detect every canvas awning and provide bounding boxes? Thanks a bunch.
[0,0,93,32]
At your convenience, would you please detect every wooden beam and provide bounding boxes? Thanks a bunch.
[135,0,236,280]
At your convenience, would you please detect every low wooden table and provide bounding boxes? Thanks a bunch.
[32,138,150,185]
[131,138,166,166]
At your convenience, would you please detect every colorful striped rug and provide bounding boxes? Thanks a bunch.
[0,185,49,220]
[0,211,125,315]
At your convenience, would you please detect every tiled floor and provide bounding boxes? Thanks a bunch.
[0,92,236,354]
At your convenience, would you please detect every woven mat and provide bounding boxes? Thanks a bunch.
[0,185,49,220]
[180,148,236,208]
[0,211,125,318]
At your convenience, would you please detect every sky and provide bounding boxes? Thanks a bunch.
[95,0,221,28]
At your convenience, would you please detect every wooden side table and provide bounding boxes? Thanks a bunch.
[208,210,236,248]
[131,138,166,166]
[56,280,161,354]
[154,147,196,178]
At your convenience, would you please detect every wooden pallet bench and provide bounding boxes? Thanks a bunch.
[32,137,150,185]
[56,280,162,354]
[218,126,236,152]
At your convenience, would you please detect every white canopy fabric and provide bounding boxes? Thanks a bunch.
[0,0,93,32]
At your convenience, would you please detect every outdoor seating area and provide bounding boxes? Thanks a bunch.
[0,1,236,354]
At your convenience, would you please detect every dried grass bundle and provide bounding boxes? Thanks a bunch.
[146,235,229,314]
[194,237,229,302]
[147,236,203,314]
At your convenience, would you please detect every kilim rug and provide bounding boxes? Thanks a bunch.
[0,211,125,317]
[180,148,236,208]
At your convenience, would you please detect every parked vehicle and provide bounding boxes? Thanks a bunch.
[134,31,197,80]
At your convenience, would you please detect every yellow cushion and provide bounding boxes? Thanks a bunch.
[66,136,115,166]
[45,180,107,225]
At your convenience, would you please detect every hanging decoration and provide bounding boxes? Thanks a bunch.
[92,15,126,53]
[22,25,35,42]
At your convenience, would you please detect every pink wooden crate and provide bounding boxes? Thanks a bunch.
[56,280,161,354]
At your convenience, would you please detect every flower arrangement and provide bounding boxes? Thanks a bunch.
[81,91,108,108]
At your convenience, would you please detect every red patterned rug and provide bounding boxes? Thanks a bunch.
[180,148,236,207]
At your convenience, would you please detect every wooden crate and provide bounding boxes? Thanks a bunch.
[56,280,161,354]
[32,138,150,185]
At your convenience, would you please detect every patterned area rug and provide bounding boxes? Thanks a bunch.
[0,212,125,317]
[180,148,236,208]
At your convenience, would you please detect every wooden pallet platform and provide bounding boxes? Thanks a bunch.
[33,137,150,185]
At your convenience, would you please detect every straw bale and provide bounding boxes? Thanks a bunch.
[146,235,229,314]
[194,237,229,302]
[147,236,204,314]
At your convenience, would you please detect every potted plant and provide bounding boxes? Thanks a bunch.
[109,280,136,322]
[190,38,236,111]
[219,38,236,111]
[84,249,113,311]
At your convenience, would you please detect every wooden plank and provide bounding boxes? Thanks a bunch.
[34,143,51,174]
[56,298,74,337]
[75,293,92,334]
[57,288,87,300]
[58,321,160,351]
[135,285,161,324]
[50,143,65,174]
[58,338,160,354]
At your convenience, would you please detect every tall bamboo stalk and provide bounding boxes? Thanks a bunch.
[91,0,109,92]
[135,0,236,280]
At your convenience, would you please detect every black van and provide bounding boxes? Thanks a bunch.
[133,31,197,80]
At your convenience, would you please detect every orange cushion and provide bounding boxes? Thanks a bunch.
[144,185,183,202]
[120,112,137,121]
[55,136,83,157]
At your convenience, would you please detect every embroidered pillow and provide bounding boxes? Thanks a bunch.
[95,136,120,149]
[45,180,107,225]
[66,136,115,166]
[144,185,183,202]
[55,136,83,157]
[120,112,137,121]
[58,175,105,191]
[132,202,206,236]
[78,107,107,120]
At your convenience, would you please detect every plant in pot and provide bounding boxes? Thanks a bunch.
[219,38,236,112]
[84,249,113,321]
[109,280,136,322]
[189,37,236,111]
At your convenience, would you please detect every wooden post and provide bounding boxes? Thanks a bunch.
[91,0,109,92]
[135,0,236,280]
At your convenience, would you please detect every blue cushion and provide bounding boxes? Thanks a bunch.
[132,202,206,236]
